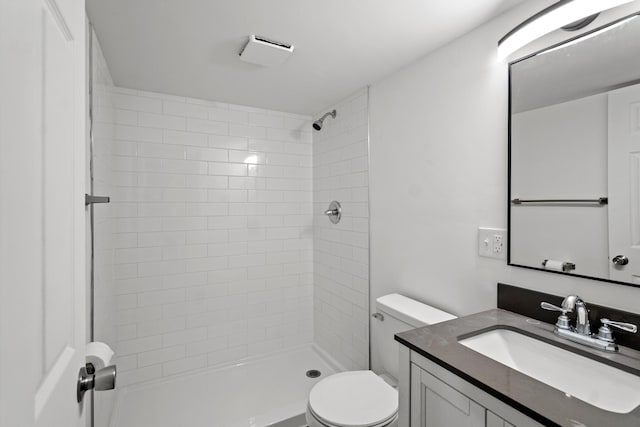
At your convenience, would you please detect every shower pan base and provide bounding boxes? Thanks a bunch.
[110,345,341,427]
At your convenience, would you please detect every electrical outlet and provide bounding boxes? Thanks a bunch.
[478,227,506,259]
[494,234,503,254]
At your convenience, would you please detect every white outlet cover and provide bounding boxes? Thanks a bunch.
[478,227,507,259]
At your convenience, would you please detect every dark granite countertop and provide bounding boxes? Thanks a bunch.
[395,308,640,427]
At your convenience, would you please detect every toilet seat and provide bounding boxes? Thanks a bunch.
[307,405,398,427]
[307,371,398,427]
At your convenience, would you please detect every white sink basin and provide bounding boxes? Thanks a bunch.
[459,328,640,414]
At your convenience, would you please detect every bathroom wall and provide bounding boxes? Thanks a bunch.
[313,89,370,370]
[108,88,314,386]
[368,0,640,371]
[90,29,118,427]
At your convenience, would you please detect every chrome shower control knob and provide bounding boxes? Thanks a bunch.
[324,201,341,224]
[612,255,629,266]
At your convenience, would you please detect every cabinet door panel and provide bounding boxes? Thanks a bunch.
[487,410,515,427]
[411,365,485,427]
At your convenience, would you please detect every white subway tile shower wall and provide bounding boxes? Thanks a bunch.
[313,89,370,370]
[92,30,117,358]
[110,88,314,386]
[91,30,118,427]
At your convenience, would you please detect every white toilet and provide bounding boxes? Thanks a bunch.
[305,293,456,427]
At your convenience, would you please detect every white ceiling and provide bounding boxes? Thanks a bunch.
[87,0,524,115]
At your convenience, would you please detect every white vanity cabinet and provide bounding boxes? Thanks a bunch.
[399,346,544,427]
[411,367,486,426]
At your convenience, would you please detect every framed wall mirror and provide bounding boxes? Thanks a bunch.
[508,11,640,287]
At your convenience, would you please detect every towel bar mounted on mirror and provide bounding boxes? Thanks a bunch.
[511,197,608,206]
[85,194,110,206]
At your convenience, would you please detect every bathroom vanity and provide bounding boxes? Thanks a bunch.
[401,347,536,427]
[395,285,640,427]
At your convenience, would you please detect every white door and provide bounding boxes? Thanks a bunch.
[608,83,640,284]
[0,1,87,426]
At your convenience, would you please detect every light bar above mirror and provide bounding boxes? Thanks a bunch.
[498,0,634,60]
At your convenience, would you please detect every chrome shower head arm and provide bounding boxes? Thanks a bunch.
[321,109,337,120]
[312,109,337,131]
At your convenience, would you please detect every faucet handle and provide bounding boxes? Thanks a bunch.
[596,318,637,343]
[541,301,571,314]
[540,301,571,330]
[601,318,638,334]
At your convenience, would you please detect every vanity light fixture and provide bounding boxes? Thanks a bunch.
[539,13,639,55]
[497,0,634,60]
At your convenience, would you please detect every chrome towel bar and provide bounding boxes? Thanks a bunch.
[85,194,110,206]
[511,197,607,206]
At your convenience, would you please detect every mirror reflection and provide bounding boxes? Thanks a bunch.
[509,13,640,285]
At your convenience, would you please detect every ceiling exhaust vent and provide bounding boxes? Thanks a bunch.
[239,35,294,67]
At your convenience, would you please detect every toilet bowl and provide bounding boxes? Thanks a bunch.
[305,294,456,427]
[305,371,398,427]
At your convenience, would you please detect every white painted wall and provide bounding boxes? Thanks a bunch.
[368,1,640,373]
[313,89,369,370]
[107,88,314,386]
[511,94,608,278]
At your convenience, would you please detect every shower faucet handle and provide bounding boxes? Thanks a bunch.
[324,201,342,224]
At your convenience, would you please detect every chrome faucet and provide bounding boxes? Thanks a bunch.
[541,295,637,352]
[559,295,590,335]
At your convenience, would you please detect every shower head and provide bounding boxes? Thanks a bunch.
[312,109,337,131]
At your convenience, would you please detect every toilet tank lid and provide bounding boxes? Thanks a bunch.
[375,293,456,328]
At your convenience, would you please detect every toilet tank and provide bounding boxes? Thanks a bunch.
[372,294,456,382]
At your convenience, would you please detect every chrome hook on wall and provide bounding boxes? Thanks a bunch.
[324,200,342,224]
